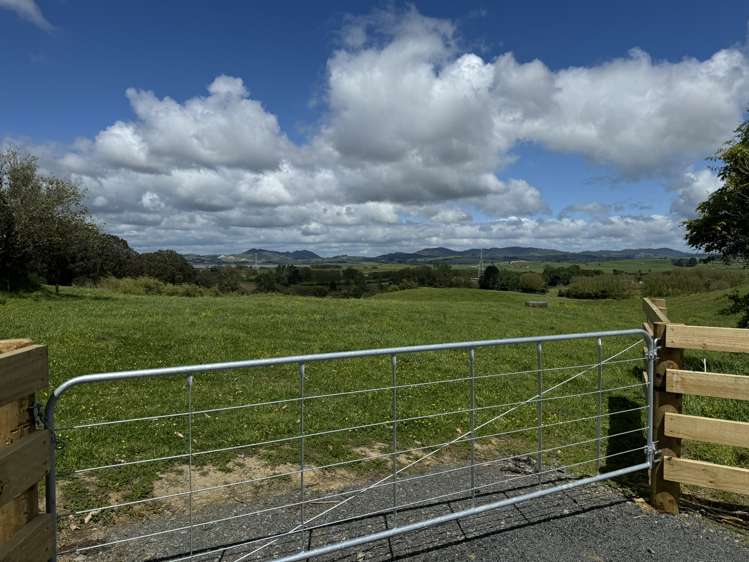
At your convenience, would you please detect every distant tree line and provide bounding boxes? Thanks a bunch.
[251,264,474,298]
[671,257,698,267]
[368,264,473,289]
[478,264,604,294]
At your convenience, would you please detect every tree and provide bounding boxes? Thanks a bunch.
[341,267,366,297]
[684,117,749,326]
[685,120,749,263]
[0,189,32,291]
[141,250,196,284]
[1,148,91,291]
[479,265,499,290]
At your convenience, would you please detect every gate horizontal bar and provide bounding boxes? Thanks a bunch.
[48,328,649,400]
[272,462,650,562]
[61,356,645,431]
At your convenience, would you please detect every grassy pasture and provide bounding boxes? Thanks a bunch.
[2,285,748,524]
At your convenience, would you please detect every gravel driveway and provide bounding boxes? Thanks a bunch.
[63,460,748,562]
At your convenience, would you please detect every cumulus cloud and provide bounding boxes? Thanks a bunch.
[28,7,749,253]
[669,168,721,217]
[0,0,52,31]
[509,48,749,177]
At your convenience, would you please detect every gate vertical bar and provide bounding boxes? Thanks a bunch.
[298,362,306,549]
[469,348,476,506]
[186,375,194,556]
[646,335,655,468]
[596,338,603,471]
[535,342,543,481]
[390,353,398,523]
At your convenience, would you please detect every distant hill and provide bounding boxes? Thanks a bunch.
[185,248,322,267]
[372,246,693,264]
[239,248,322,262]
[184,246,696,267]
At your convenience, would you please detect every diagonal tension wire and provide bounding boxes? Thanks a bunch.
[231,338,643,562]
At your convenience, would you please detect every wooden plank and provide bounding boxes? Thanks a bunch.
[667,369,749,401]
[665,324,749,353]
[0,395,38,544]
[651,298,667,310]
[664,456,749,495]
[0,513,54,562]
[0,339,32,354]
[0,430,49,509]
[665,413,749,448]
[643,297,670,325]
[0,346,48,408]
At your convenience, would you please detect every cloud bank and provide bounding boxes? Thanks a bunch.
[25,8,749,252]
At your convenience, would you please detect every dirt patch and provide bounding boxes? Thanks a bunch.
[151,453,360,512]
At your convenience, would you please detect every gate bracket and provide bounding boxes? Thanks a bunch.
[647,446,662,466]
[29,401,45,429]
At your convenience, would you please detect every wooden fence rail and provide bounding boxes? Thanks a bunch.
[0,339,54,562]
[643,298,749,514]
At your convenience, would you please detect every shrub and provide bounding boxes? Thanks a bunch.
[291,285,329,298]
[518,272,546,293]
[641,268,746,296]
[97,276,214,297]
[559,274,634,299]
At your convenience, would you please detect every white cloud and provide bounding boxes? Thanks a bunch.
[669,168,721,217]
[0,0,52,31]
[92,212,686,256]
[560,202,612,220]
[21,7,749,252]
[509,48,749,177]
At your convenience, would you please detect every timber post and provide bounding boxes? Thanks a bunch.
[0,339,54,561]
[643,298,683,513]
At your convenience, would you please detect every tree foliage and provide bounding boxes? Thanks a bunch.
[479,265,499,290]
[0,188,29,290]
[0,147,193,291]
[683,118,749,327]
[0,148,91,288]
[684,120,749,264]
[141,250,196,284]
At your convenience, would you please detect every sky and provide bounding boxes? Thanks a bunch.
[2,1,749,256]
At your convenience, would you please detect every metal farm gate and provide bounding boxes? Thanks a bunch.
[45,328,656,561]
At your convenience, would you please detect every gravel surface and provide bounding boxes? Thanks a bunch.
[64,460,748,562]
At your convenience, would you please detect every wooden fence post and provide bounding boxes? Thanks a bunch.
[0,339,54,562]
[644,298,684,514]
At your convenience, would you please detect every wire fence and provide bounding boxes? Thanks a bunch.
[47,329,654,561]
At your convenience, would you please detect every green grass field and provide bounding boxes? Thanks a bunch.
[2,285,748,525]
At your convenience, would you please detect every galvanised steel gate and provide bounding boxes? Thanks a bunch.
[45,328,656,561]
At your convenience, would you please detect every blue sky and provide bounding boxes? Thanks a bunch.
[2,1,749,254]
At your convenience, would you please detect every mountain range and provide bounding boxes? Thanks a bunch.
[184,246,696,267]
